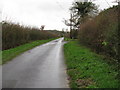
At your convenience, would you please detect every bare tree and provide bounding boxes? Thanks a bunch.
[40,25,45,30]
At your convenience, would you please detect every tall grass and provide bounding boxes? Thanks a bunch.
[2,21,58,50]
[78,5,119,62]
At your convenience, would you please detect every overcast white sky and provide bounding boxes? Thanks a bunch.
[1,0,118,30]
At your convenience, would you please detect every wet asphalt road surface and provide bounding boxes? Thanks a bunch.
[2,38,69,88]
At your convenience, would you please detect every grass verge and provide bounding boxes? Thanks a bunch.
[1,38,56,65]
[64,41,119,88]
[64,37,72,41]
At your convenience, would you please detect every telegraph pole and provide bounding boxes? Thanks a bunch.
[70,13,73,39]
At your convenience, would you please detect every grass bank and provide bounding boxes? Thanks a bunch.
[64,41,119,88]
[1,38,56,65]
[64,37,72,41]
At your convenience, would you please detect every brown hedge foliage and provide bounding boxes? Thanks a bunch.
[78,5,119,61]
[2,22,58,50]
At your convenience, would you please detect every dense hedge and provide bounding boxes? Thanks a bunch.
[78,5,119,61]
[2,22,58,50]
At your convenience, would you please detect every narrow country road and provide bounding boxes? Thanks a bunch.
[2,38,69,88]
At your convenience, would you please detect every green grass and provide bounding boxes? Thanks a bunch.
[1,38,56,65]
[64,37,72,41]
[64,41,119,88]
